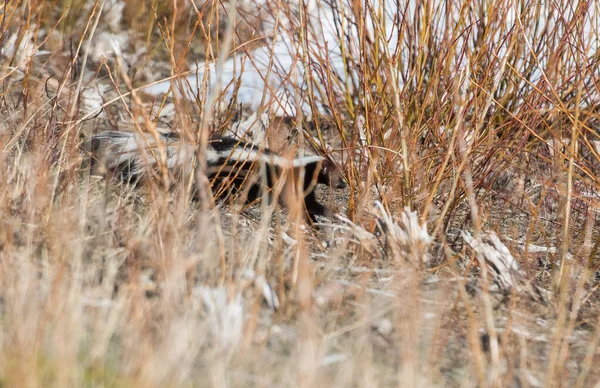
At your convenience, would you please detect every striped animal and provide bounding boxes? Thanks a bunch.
[89,131,345,220]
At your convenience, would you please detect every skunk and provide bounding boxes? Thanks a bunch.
[89,131,345,220]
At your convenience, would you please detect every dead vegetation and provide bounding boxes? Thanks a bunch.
[1,0,600,386]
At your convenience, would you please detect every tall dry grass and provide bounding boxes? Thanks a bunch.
[1,0,600,386]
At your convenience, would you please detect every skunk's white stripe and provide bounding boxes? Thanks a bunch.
[93,132,325,176]
[292,155,325,167]
[210,147,324,168]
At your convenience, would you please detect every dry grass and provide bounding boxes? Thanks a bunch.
[1,0,600,386]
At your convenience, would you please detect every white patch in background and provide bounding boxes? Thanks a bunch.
[591,141,600,155]
[463,231,518,295]
[356,114,367,144]
[241,269,279,311]
[90,31,128,63]
[463,231,521,293]
[2,30,36,70]
[228,111,269,143]
[502,236,557,254]
[376,203,432,265]
[320,353,348,367]
[461,231,549,303]
[193,286,244,351]
[545,138,572,158]
[102,0,126,31]
[141,0,353,116]
[80,83,113,117]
